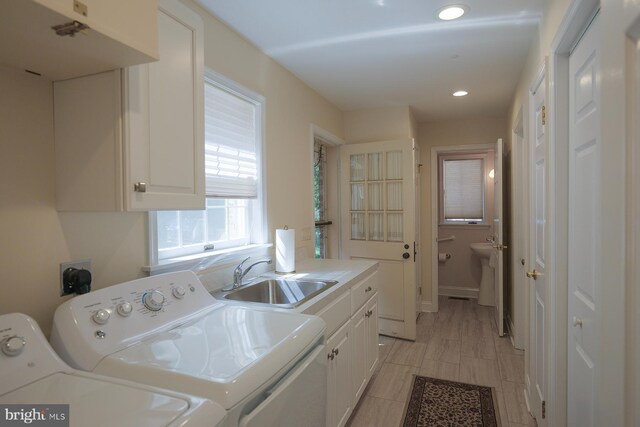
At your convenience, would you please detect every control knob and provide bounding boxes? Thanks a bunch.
[172,286,186,299]
[92,309,110,325]
[143,290,165,311]
[116,302,133,317]
[1,336,26,357]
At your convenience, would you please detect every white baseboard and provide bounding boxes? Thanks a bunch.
[438,286,479,299]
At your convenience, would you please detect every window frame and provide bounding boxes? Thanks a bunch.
[148,69,267,268]
[438,152,490,226]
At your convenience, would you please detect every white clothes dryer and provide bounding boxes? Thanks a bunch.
[50,271,327,427]
[0,313,226,427]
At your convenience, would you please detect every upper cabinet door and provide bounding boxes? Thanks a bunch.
[0,0,158,80]
[124,0,205,211]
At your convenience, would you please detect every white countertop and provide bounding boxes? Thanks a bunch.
[210,258,379,315]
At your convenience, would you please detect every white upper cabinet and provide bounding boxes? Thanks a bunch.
[124,0,204,211]
[54,0,204,211]
[0,0,159,80]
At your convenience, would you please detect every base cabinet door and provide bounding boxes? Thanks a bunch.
[326,321,352,427]
[365,295,379,378]
[351,304,368,404]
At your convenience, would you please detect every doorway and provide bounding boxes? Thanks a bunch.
[430,142,505,336]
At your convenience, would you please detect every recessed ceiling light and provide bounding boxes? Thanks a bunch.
[453,90,468,97]
[438,5,467,21]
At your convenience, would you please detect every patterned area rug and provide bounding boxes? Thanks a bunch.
[402,375,501,427]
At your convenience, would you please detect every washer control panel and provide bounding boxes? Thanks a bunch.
[0,313,70,395]
[50,271,222,371]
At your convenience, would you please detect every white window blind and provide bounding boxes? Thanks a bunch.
[204,80,258,198]
[443,158,484,221]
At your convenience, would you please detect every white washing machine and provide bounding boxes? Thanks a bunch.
[50,271,327,427]
[0,313,226,427]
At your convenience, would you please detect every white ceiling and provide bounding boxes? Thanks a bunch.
[195,0,543,122]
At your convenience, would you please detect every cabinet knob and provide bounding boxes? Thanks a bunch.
[365,286,372,293]
[327,352,335,360]
[332,348,339,356]
[134,182,147,193]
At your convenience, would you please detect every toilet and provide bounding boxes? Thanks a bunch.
[470,242,495,306]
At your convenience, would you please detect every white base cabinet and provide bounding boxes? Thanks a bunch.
[314,271,379,427]
[54,0,204,211]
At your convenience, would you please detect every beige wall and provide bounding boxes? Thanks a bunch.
[0,3,343,336]
[0,67,148,336]
[343,106,415,143]
[417,117,507,306]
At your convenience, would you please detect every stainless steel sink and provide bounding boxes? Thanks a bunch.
[213,278,338,308]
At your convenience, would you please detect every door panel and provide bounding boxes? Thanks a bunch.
[341,140,417,340]
[493,139,504,336]
[529,67,547,424]
[568,13,600,427]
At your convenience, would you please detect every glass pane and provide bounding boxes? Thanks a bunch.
[386,151,403,180]
[368,152,383,181]
[387,182,403,210]
[157,211,179,250]
[351,213,365,240]
[368,183,383,211]
[369,213,384,241]
[180,211,206,245]
[350,154,365,181]
[351,183,365,210]
[228,206,248,240]
[387,213,403,242]
[206,206,227,242]
[206,198,225,207]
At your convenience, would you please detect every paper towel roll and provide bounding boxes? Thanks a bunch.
[276,227,295,273]
[438,253,451,262]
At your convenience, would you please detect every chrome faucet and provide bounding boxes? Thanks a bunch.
[232,257,272,289]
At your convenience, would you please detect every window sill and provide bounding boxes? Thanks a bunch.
[144,243,273,276]
[439,223,492,230]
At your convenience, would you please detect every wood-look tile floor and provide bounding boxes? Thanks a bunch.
[346,296,537,427]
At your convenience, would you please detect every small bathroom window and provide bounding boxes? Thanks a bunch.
[439,153,488,225]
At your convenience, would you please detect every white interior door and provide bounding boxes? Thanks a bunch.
[340,139,417,340]
[568,13,600,427]
[493,139,504,337]
[528,70,547,425]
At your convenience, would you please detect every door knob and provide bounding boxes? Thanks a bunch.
[402,252,410,259]
[572,316,583,327]
[526,269,542,280]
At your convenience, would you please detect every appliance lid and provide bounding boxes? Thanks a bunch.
[1,373,192,427]
[96,305,325,409]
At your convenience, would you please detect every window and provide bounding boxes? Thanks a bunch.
[439,154,486,224]
[314,138,328,258]
[153,71,265,262]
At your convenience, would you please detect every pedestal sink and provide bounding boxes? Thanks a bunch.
[470,242,495,306]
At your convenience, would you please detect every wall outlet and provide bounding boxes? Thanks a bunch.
[60,259,91,296]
